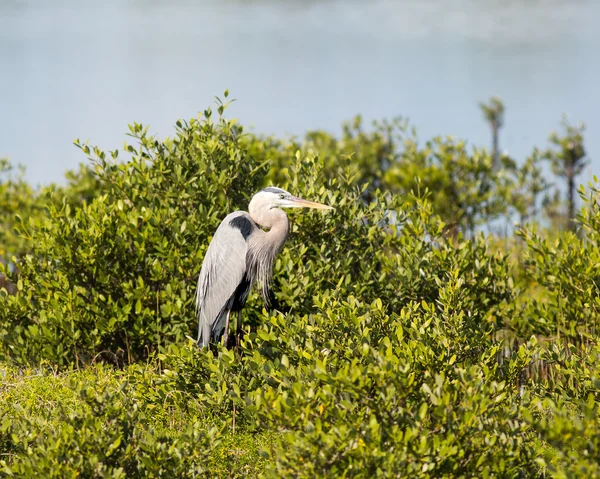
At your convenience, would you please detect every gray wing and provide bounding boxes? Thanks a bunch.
[196,212,254,347]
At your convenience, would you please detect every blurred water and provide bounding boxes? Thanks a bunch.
[1,0,599,186]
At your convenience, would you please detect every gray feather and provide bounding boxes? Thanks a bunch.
[247,234,284,306]
[261,187,287,194]
[196,212,254,347]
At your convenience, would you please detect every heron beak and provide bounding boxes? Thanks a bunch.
[288,196,334,210]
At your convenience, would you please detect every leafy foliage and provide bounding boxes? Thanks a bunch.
[0,363,269,477]
[0,159,43,259]
[0,94,599,477]
[0,98,268,365]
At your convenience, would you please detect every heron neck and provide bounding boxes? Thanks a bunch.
[268,210,290,251]
[251,208,289,249]
[247,207,289,305]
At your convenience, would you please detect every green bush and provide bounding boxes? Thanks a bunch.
[1,94,600,477]
[0,159,44,259]
[0,98,268,365]
[0,363,273,477]
[0,96,516,367]
[515,181,600,342]
[241,300,537,477]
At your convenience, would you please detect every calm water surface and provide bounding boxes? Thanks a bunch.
[1,0,599,186]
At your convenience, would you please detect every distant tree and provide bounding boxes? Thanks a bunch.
[479,97,505,171]
[542,189,568,232]
[509,149,551,225]
[544,117,588,231]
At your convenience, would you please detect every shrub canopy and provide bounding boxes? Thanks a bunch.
[1,95,599,477]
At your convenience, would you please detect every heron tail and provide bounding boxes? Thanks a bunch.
[197,314,213,348]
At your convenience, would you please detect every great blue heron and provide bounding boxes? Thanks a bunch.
[196,187,333,348]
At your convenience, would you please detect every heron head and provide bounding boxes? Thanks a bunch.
[254,187,333,211]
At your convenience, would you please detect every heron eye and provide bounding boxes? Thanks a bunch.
[279,194,285,199]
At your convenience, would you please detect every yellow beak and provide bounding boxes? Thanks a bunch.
[288,196,334,210]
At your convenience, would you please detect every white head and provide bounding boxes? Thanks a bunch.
[248,187,333,228]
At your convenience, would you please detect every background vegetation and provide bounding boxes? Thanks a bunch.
[0,93,598,477]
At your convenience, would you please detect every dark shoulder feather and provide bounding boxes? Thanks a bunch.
[229,215,254,240]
